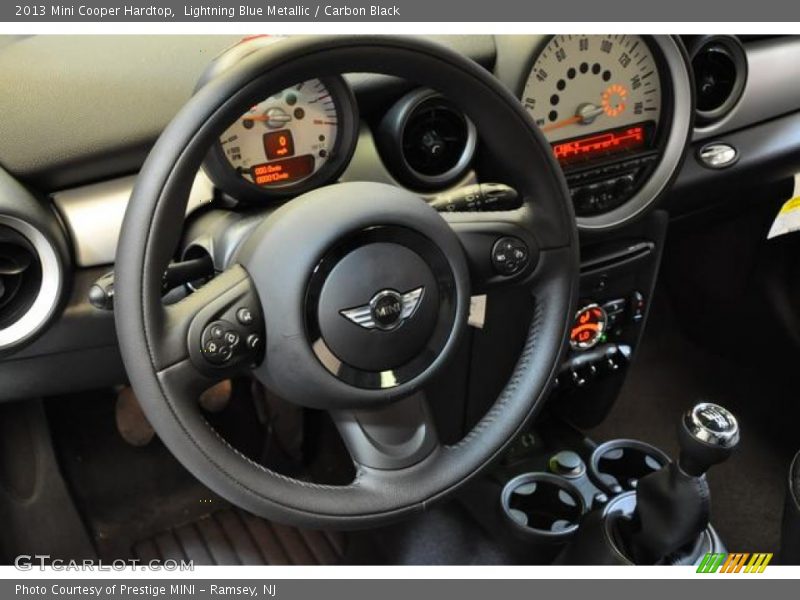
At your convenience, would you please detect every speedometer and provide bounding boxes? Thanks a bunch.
[205,75,359,202]
[523,35,662,152]
[521,35,676,219]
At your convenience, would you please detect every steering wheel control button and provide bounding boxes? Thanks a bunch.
[246,334,262,350]
[199,318,260,367]
[491,236,530,276]
[236,307,254,325]
[224,331,240,347]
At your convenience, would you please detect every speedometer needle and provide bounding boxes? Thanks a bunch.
[542,102,605,133]
[541,114,582,133]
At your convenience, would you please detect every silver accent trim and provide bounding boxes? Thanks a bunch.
[697,142,738,169]
[51,170,215,267]
[340,286,424,331]
[684,402,740,448]
[0,216,61,351]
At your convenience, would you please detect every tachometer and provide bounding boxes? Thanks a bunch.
[205,76,358,202]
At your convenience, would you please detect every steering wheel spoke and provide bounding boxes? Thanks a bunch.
[442,208,540,293]
[330,392,440,471]
[158,265,265,382]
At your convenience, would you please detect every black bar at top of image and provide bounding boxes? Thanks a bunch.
[2,0,800,22]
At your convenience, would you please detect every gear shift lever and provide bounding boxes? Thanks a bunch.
[621,402,739,564]
[679,402,740,476]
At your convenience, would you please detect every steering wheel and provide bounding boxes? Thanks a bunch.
[115,35,578,528]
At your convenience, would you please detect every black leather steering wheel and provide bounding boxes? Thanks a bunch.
[115,35,578,528]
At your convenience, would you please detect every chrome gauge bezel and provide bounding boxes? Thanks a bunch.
[204,75,360,204]
[521,35,693,232]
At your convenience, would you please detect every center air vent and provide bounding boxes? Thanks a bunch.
[689,36,747,126]
[0,226,41,330]
[378,89,477,191]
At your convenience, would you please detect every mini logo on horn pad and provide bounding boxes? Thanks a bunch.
[340,287,424,331]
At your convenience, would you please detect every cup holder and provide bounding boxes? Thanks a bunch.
[501,472,585,543]
[589,439,670,495]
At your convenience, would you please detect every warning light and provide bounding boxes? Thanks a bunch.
[251,155,315,186]
[552,122,650,167]
[569,304,608,350]
[264,129,295,160]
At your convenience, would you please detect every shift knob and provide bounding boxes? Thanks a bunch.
[678,402,740,476]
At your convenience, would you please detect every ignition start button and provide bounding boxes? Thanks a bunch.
[491,236,529,276]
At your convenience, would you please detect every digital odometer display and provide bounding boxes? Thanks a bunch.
[251,155,315,185]
[522,35,662,169]
[552,121,654,168]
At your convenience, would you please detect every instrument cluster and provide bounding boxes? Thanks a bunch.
[520,35,690,223]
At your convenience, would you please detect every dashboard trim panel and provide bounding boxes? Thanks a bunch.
[52,170,215,267]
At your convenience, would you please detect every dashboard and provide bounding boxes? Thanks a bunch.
[141,34,690,232]
[2,34,800,401]
[199,35,685,226]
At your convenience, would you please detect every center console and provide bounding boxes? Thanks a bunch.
[465,402,736,565]
[551,209,667,429]
[460,208,733,565]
